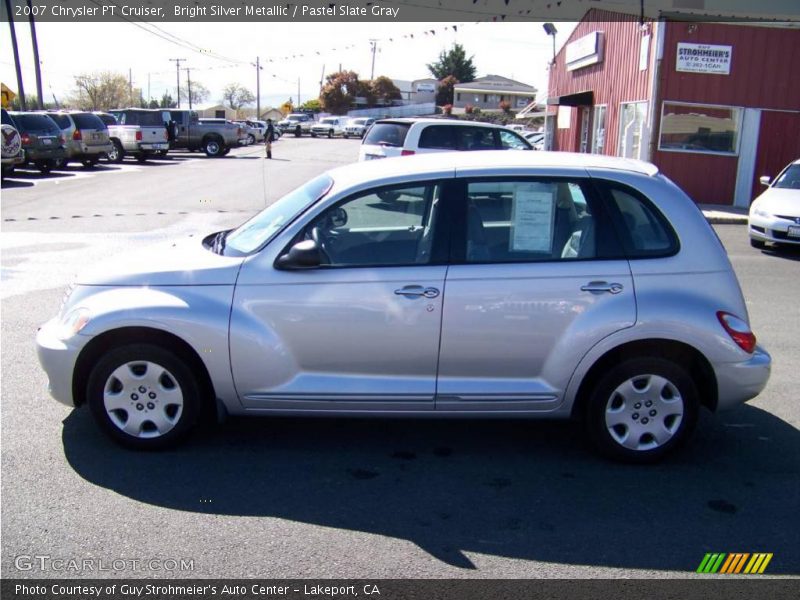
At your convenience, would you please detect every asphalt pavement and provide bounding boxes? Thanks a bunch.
[1,139,798,579]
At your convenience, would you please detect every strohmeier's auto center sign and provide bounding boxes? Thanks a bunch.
[676,43,732,75]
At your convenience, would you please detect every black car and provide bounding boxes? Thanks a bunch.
[8,111,67,173]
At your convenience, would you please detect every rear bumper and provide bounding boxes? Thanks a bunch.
[66,143,113,159]
[24,147,66,161]
[713,346,772,411]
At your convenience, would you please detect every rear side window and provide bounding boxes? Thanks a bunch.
[498,129,532,150]
[47,113,72,128]
[116,111,164,126]
[72,113,106,130]
[363,122,410,147]
[604,184,678,257]
[419,125,457,150]
[461,179,623,263]
[97,113,117,126]
[460,127,496,151]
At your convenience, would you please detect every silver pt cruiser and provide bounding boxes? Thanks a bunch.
[37,152,771,461]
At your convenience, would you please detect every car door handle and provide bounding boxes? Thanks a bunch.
[581,281,624,294]
[394,285,440,298]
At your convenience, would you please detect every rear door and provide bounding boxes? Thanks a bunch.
[72,113,109,149]
[437,174,635,411]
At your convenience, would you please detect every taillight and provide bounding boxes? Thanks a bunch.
[21,133,30,145]
[400,149,415,156]
[135,131,142,141]
[717,311,756,353]
[72,130,82,141]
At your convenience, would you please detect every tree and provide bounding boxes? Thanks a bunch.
[159,93,177,109]
[222,83,255,111]
[179,81,210,106]
[69,71,135,110]
[427,43,477,83]
[319,70,359,115]
[299,98,321,112]
[370,76,401,106]
[436,75,458,106]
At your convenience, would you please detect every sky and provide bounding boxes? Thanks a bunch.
[1,20,576,110]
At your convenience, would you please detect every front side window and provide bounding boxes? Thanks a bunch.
[498,130,532,150]
[462,180,619,263]
[305,183,443,267]
[460,127,496,151]
[658,102,741,155]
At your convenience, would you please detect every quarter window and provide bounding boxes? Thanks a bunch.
[419,125,458,150]
[462,180,618,262]
[605,185,678,257]
[307,183,443,267]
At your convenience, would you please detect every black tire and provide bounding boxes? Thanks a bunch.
[156,149,168,157]
[750,238,766,249]
[107,140,124,163]
[585,357,699,463]
[247,134,255,145]
[54,158,67,169]
[203,137,225,157]
[81,158,99,169]
[343,132,348,139]
[36,160,52,174]
[310,132,317,138]
[327,129,333,138]
[294,125,301,137]
[87,343,201,450]
[221,147,230,156]
[136,152,150,163]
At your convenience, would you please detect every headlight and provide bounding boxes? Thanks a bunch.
[57,307,91,339]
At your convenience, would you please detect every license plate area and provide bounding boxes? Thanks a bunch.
[788,225,800,238]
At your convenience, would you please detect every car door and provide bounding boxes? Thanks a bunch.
[436,175,635,411]
[230,180,452,411]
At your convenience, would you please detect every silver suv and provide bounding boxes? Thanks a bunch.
[36,151,770,461]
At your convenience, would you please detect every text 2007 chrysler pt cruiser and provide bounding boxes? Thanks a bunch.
[37,152,771,461]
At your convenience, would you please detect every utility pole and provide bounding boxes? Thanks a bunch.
[253,56,263,118]
[128,68,133,106]
[147,73,151,104]
[369,39,378,80]
[182,67,193,110]
[4,0,26,109]
[27,0,43,108]
[297,78,300,107]
[169,58,185,107]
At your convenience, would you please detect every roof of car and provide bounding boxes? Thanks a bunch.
[328,151,660,189]
[375,118,509,129]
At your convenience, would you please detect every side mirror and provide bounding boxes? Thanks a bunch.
[759,175,771,187]
[329,207,348,228]
[276,239,321,270]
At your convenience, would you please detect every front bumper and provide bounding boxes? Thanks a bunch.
[713,346,772,411]
[749,215,800,245]
[35,318,91,407]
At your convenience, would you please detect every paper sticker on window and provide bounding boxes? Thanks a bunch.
[510,186,555,253]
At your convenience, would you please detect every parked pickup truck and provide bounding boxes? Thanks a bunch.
[277,113,315,137]
[169,110,243,157]
[105,108,170,163]
[310,117,347,138]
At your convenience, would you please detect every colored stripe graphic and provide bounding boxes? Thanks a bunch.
[698,553,773,574]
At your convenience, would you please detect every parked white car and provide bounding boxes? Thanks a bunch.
[311,117,346,138]
[748,158,800,249]
[343,117,375,139]
[359,118,531,161]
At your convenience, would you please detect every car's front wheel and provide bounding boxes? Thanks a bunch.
[107,140,124,163]
[586,357,698,463]
[87,344,201,449]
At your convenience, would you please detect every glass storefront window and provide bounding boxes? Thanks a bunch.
[592,105,607,154]
[658,102,741,155]
[618,102,649,160]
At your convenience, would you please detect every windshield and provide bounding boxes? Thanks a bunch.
[224,174,334,254]
[773,164,800,190]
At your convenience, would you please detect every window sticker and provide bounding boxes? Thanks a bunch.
[509,185,555,253]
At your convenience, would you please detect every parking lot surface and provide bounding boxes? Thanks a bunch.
[2,139,798,578]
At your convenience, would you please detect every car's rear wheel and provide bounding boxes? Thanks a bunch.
[107,140,124,163]
[750,238,766,249]
[82,158,99,169]
[35,160,52,174]
[294,125,301,137]
[327,129,333,138]
[87,344,201,449]
[203,137,224,157]
[247,134,255,145]
[136,152,150,163]
[586,357,698,463]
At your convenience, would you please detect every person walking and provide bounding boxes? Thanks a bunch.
[265,119,275,159]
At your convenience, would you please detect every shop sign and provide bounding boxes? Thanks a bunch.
[676,43,732,75]
[566,32,604,71]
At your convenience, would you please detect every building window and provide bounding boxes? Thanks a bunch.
[618,102,649,160]
[658,102,741,155]
[592,105,607,154]
[483,94,488,103]
[456,93,461,101]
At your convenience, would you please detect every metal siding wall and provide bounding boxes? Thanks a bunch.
[660,23,800,110]
[751,111,800,200]
[656,152,738,205]
[548,9,654,157]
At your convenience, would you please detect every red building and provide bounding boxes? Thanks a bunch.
[546,9,800,206]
